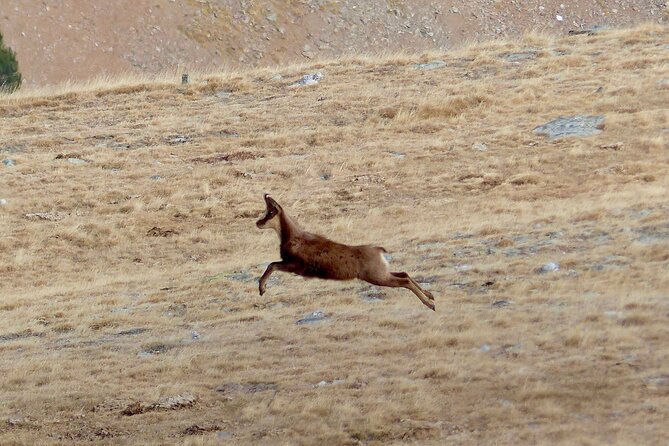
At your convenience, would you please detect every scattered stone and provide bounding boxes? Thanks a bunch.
[501,51,539,62]
[24,211,67,221]
[599,142,623,150]
[54,153,88,164]
[472,143,488,152]
[121,394,196,416]
[150,175,162,180]
[387,151,406,158]
[492,300,512,308]
[556,14,563,21]
[217,431,234,440]
[413,60,446,70]
[296,310,326,325]
[315,379,345,387]
[537,262,560,274]
[0,199,7,206]
[568,26,606,36]
[504,248,523,257]
[634,224,669,244]
[166,135,190,144]
[138,343,174,357]
[290,72,323,87]
[146,227,179,237]
[454,264,472,272]
[66,157,87,165]
[110,306,131,314]
[300,43,315,59]
[183,424,221,435]
[0,330,46,342]
[216,382,277,395]
[0,145,25,154]
[417,241,449,250]
[166,303,187,317]
[116,328,149,336]
[7,416,30,427]
[152,394,196,410]
[479,344,491,353]
[201,272,227,283]
[534,115,605,139]
[215,90,232,99]
[498,343,522,355]
[645,374,669,387]
[359,287,384,302]
[190,331,201,340]
[270,74,283,81]
[191,151,258,164]
[226,271,254,282]
[2,159,15,167]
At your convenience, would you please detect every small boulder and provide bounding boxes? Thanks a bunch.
[296,310,326,325]
[534,115,604,139]
[25,211,67,221]
[290,72,323,87]
[537,262,560,274]
[413,60,446,70]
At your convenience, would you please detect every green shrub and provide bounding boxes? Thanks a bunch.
[0,31,21,92]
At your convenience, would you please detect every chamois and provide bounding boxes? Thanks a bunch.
[256,194,436,311]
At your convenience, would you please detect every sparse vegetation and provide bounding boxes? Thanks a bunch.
[0,24,668,445]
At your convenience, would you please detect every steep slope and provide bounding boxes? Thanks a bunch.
[1,0,667,87]
[0,24,668,445]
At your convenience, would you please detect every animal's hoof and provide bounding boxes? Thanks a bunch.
[259,287,266,296]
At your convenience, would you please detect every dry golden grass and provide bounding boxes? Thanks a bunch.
[1,24,668,445]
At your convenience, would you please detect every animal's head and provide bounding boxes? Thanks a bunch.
[256,194,282,233]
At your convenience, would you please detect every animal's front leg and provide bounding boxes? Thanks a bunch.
[259,261,299,296]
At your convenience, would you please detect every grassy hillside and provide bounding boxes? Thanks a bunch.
[0,24,668,445]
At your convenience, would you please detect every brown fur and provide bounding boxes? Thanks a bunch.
[256,194,436,311]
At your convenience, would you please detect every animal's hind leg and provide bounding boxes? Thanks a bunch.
[374,272,435,311]
[390,272,435,300]
[391,272,435,300]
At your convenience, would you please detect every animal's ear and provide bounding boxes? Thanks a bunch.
[264,193,281,210]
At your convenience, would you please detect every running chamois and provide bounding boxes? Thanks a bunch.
[256,194,435,311]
